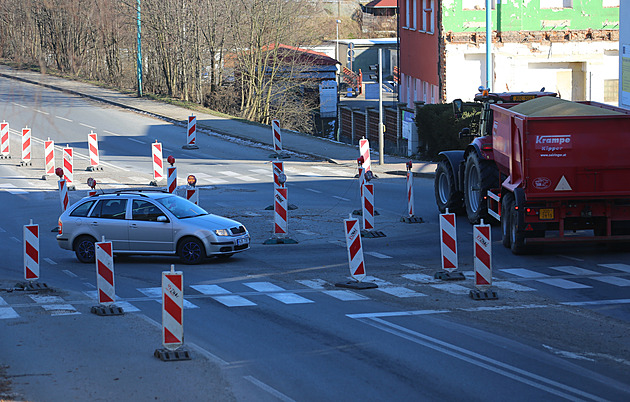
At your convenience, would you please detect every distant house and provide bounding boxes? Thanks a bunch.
[362,0,398,16]
[398,0,620,106]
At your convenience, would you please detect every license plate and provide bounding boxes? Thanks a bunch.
[539,208,554,220]
[511,95,536,102]
[236,237,249,246]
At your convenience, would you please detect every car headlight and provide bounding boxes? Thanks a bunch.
[214,229,230,236]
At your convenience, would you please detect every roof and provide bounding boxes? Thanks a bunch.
[264,43,339,66]
[337,38,398,46]
[363,0,397,8]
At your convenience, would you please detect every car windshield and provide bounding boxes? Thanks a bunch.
[155,195,208,219]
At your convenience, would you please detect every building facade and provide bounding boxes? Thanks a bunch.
[399,0,620,105]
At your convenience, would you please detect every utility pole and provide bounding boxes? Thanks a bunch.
[485,0,492,90]
[136,0,143,97]
[378,48,384,165]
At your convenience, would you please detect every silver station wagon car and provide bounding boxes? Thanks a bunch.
[57,191,250,264]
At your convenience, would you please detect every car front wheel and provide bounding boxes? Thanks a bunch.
[74,235,96,263]
[178,237,205,265]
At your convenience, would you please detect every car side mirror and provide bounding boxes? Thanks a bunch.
[452,99,463,118]
[157,215,168,222]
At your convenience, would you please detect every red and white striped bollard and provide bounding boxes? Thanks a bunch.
[44,138,55,175]
[344,217,366,282]
[184,114,198,149]
[274,187,288,237]
[162,265,184,351]
[471,220,497,299]
[361,183,375,231]
[440,210,458,272]
[21,127,31,165]
[63,146,74,187]
[0,120,9,158]
[23,220,39,281]
[359,138,371,172]
[152,141,163,183]
[96,238,115,305]
[88,131,100,170]
[272,119,282,153]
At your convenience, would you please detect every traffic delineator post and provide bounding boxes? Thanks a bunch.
[185,174,199,205]
[265,161,296,211]
[183,114,199,149]
[86,131,102,171]
[44,138,55,176]
[335,216,377,290]
[360,183,385,238]
[264,186,298,244]
[268,120,289,159]
[91,237,124,315]
[359,138,371,172]
[167,166,177,193]
[154,265,191,361]
[87,178,98,197]
[150,140,164,186]
[434,209,465,281]
[470,220,498,300]
[63,146,75,191]
[23,220,39,281]
[20,127,32,166]
[401,161,424,223]
[0,120,10,159]
[58,179,69,212]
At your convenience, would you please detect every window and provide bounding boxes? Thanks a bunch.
[405,0,410,28]
[132,200,164,222]
[604,79,619,103]
[91,199,128,219]
[540,0,573,9]
[412,0,417,30]
[70,200,95,217]
[422,0,434,34]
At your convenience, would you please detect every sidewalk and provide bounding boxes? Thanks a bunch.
[0,65,436,177]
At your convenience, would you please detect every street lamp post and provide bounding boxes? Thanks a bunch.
[336,19,341,83]
[136,0,143,97]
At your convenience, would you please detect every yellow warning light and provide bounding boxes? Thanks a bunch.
[187,175,197,186]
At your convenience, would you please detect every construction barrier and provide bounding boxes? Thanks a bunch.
[58,179,69,211]
[272,119,282,153]
[344,217,366,282]
[274,187,288,236]
[440,211,458,272]
[152,141,164,182]
[359,138,371,172]
[470,220,498,299]
[361,183,374,231]
[44,139,55,175]
[272,161,284,189]
[184,114,198,149]
[21,127,31,164]
[87,178,98,197]
[186,186,199,205]
[63,146,74,186]
[23,221,39,281]
[95,239,115,305]
[167,166,177,193]
[88,131,100,170]
[162,265,184,351]
[0,120,9,157]
[406,168,414,217]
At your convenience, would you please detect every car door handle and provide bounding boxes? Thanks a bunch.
[129,223,138,228]
[91,222,98,226]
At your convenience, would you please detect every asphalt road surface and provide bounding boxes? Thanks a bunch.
[1,76,629,401]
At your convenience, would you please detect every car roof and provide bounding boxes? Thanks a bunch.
[88,189,172,200]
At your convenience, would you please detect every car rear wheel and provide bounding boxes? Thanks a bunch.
[178,237,205,265]
[74,235,96,263]
[434,160,463,213]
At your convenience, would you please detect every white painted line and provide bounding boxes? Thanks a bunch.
[365,251,392,259]
[402,263,427,269]
[137,287,161,297]
[79,123,96,129]
[430,283,470,295]
[83,282,96,289]
[191,285,232,295]
[377,287,426,298]
[55,115,73,122]
[244,375,296,402]
[402,273,439,284]
[0,183,27,194]
[561,298,630,306]
[10,236,20,243]
[248,168,270,175]
[128,138,145,144]
[0,307,20,319]
[61,269,77,278]
[305,188,322,194]
[103,130,120,136]
[297,279,327,289]
[268,293,314,304]
[551,266,630,286]
[218,171,260,182]
[213,295,256,307]
[115,301,140,312]
[29,295,65,304]
[333,195,350,202]
[537,278,591,290]
[12,102,27,108]
[244,282,284,292]
[183,300,199,309]
[0,296,7,306]
[347,310,450,319]
[592,276,630,287]
[0,227,5,233]
[599,263,630,274]
[296,229,317,236]
[41,304,80,316]
[500,268,541,278]
[550,266,597,276]
[34,109,49,115]
[493,281,536,292]
[328,240,346,247]
[323,290,369,301]
[44,258,56,265]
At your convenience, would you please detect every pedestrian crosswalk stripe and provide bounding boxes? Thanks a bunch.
[213,295,256,307]
[429,283,470,295]
[0,307,20,319]
[403,273,440,283]
[218,170,260,182]
[378,287,427,298]
[41,304,80,316]
[297,279,327,289]
[492,281,536,292]
[599,263,630,274]
[191,285,232,295]
[551,266,630,287]
[502,268,591,289]
[136,287,199,308]
[268,293,314,304]
[323,290,369,301]
[0,296,7,306]
[365,251,392,259]
[244,282,284,292]
[248,168,270,176]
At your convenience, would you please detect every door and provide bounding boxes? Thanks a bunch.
[128,199,173,252]
[88,198,129,250]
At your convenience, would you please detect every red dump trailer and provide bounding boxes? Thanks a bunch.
[435,94,630,254]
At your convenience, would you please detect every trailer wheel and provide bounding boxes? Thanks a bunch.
[464,153,499,224]
[501,193,514,249]
[509,203,526,254]
[434,160,463,213]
